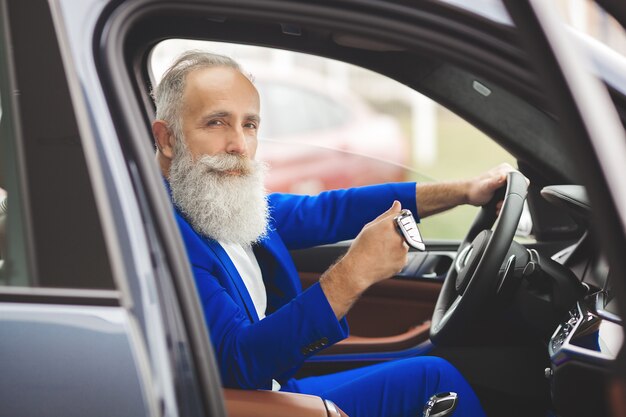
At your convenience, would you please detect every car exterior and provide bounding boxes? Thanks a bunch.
[1,1,626,417]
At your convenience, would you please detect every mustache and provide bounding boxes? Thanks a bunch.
[196,153,254,176]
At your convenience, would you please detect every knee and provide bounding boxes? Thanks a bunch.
[426,357,457,373]
[394,356,466,387]
[420,356,466,385]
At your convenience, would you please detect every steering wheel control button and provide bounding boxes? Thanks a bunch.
[394,209,425,251]
[422,392,458,417]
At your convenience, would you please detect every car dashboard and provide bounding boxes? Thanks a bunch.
[540,185,624,416]
[550,293,622,365]
[548,291,622,416]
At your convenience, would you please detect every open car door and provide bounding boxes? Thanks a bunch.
[503,0,626,415]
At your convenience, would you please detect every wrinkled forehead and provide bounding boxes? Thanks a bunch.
[182,66,260,110]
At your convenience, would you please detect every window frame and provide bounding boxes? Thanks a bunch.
[0,0,118,295]
[0,0,38,289]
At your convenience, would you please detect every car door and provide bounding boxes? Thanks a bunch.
[0,1,154,415]
[0,1,226,416]
[501,0,626,415]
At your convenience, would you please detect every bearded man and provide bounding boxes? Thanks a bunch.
[152,51,511,417]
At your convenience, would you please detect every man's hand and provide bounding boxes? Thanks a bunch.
[342,200,409,287]
[415,163,527,218]
[320,201,408,319]
[465,163,515,207]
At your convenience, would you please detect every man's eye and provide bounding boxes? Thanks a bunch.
[207,120,224,126]
[244,122,258,129]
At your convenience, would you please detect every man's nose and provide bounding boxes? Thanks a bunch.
[226,125,247,155]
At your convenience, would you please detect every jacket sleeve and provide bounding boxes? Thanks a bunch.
[269,182,418,249]
[193,265,348,389]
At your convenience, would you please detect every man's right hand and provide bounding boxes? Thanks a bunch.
[320,201,409,319]
[343,200,409,287]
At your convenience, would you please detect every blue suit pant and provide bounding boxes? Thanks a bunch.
[283,356,486,417]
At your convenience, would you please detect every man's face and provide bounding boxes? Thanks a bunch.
[180,66,260,166]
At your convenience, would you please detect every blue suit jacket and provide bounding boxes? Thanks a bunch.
[172,183,419,389]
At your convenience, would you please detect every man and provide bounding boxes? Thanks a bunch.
[153,51,510,416]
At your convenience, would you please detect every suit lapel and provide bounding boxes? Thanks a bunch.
[254,232,300,314]
[202,237,260,323]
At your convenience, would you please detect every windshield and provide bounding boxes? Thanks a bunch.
[435,0,626,59]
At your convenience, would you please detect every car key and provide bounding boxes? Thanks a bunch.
[422,392,458,417]
[394,209,425,251]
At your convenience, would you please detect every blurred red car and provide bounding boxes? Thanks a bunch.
[253,69,410,194]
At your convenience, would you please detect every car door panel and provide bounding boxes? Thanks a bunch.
[292,242,455,355]
[0,302,153,417]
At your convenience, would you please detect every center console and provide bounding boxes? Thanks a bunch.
[548,293,623,416]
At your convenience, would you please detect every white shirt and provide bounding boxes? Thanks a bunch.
[219,241,281,391]
[220,241,267,319]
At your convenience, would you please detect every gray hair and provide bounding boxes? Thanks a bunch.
[152,50,248,142]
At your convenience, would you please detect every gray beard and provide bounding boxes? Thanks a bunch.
[168,142,269,246]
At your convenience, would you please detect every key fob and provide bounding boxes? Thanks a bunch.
[395,209,425,251]
[423,392,458,417]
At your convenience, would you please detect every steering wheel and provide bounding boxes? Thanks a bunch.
[430,171,528,345]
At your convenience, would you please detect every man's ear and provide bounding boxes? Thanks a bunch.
[152,120,175,159]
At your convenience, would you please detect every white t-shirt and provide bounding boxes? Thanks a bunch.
[220,241,267,319]
[219,241,281,391]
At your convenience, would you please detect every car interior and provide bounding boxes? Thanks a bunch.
[50,1,626,416]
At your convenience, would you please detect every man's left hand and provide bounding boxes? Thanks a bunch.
[414,163,528,218]
[465,163,520,207]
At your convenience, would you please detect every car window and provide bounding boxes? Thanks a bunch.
[435,0,513,25]
[437,0,626,59]
[151,40,516,239]
[0,5,114,290]
[257,81,350,137]
[0,67,30,287]
[556,0,626,59]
